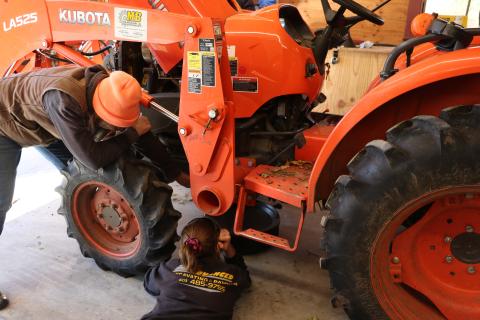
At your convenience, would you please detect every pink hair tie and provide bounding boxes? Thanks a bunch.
[185,237,202,253]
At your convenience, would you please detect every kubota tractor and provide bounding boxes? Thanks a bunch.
[2,0,480,318]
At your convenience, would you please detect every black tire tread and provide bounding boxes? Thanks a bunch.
[57,156,180,277]
[324,105,480,319]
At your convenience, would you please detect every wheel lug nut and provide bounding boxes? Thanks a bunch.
[468,266,476,274]
[465,225,474,233]
[445,256,454,263]
[444,236,453,243]
[391,257,400,264]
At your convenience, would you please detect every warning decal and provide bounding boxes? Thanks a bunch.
[229,57,238,76]
[188,72,201,94]
[187,52,202,94]
[233,77,258,93]
[199,38,215,52]
[114,8,147,41]
[186,49,216,91]
[187,52,201,71]
[201,52,215,87]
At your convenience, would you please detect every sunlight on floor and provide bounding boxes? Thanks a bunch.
[6,148,63,223]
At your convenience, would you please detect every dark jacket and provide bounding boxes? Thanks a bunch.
[237,0,255,10]
[0,65,138,169]
[142,255,251,320]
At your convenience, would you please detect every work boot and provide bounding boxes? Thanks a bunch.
[0,291,8,310]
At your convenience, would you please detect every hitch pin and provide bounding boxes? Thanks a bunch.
[203,108,218,136]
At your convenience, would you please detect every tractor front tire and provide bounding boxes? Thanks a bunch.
[58,157,180,277]
[323,106,480,319]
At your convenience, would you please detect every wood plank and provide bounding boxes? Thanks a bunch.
[279,0,409,45]
[314,46,392,115]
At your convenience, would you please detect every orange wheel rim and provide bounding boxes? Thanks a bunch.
[371,186,480,320]
[72,181,141,259]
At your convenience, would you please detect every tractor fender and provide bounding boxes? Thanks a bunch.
[307,46,480,212]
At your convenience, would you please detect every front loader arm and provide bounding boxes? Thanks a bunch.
[1,0,236,215]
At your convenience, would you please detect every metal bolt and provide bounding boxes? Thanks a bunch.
[444,236,453,243]
[208,108,218,119]
[42,40,48,48]
[445,256,454,263]
[247,160,254,167]
[466,225,475,233]
[235,158,240,165]
[179,127,187,136]
[391,257,400,264]
[467,266,476,274]
[193,163,203,173]
[187,26,195,34]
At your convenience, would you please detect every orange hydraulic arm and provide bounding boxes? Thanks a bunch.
[0,0,236,214]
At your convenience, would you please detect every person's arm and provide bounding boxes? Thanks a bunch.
[143,265,163,296]
[43,90,139,170]
[219,229,252,288]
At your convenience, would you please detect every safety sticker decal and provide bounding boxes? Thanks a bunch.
[199,38,215,52]
[188,72,201,94]
[201,52,216,87]
[232,77,258,93]
[187,52,202,94]
[114,8,147,41]
[227,45,237,76]
[229,57,238,76]
[187,51,201,72]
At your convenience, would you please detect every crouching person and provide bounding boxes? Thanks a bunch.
[142,218,251,320]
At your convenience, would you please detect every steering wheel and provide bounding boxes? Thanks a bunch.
[333,0,384,25]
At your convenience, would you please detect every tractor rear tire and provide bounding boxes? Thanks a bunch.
[323,106,480,319]
[57,157,180,277]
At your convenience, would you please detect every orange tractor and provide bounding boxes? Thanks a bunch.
[2,0,480,318]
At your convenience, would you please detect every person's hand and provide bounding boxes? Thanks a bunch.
[218,228,236,258]
[132,115,151,136]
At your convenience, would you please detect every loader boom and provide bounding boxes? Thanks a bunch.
[0,0,237,215]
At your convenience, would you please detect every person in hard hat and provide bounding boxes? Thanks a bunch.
[0,65,188,308]
[142,217,251,320]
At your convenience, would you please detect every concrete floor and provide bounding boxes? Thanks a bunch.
[0,148,347,320]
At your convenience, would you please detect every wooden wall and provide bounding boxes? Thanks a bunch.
[278,0,410,45]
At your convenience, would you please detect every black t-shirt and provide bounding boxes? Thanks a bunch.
[142,255,251,320]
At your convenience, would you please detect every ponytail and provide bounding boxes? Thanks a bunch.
[179,218,221,273]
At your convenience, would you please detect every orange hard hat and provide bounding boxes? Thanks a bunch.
[411,13,435,37]
[92,71,142,128]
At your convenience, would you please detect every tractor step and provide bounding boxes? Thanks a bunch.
[243,163,311,208]
[234,162,311,251]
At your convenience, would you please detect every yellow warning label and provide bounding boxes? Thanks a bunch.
[187,51,201,71]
